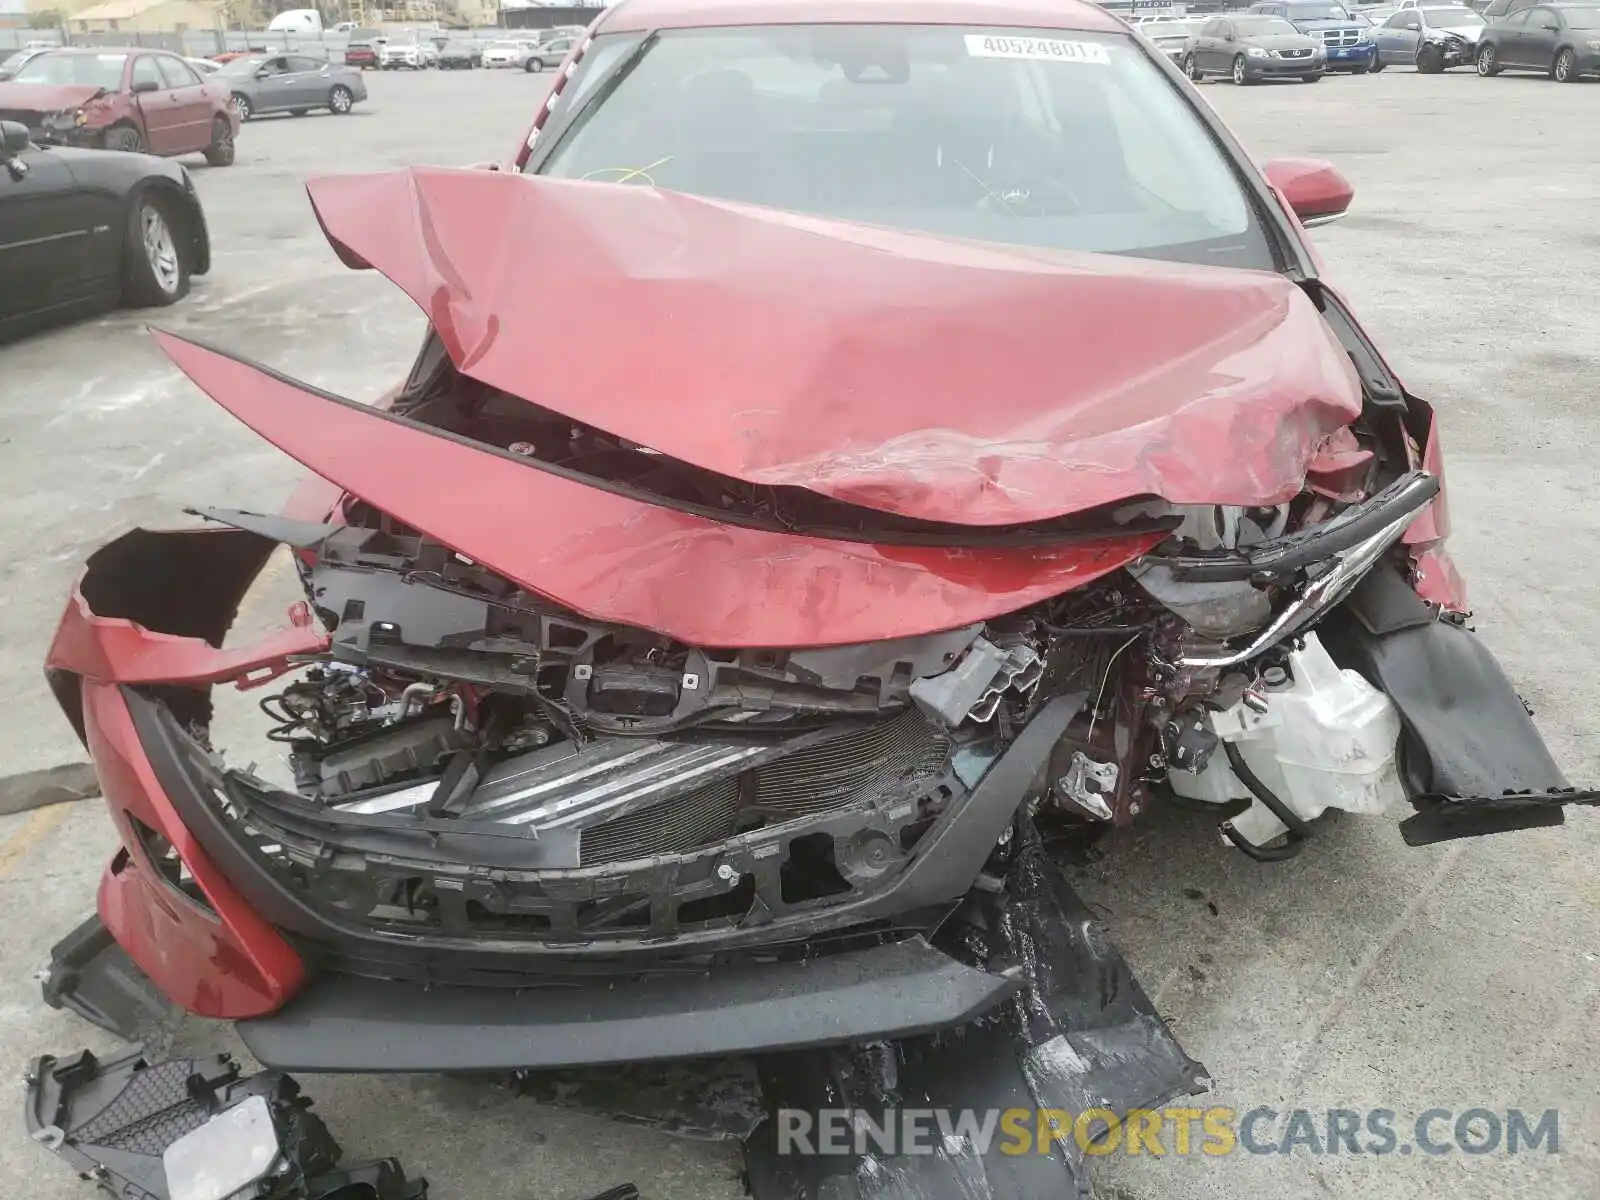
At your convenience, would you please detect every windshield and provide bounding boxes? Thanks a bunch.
[489,40,521,49]
[1235,16,1304,33]
[1149,21,1202,37]
[1420,6,1484,21]
[1285,3,1352,17]
[12,51,126,89]
[531,26,1274,271]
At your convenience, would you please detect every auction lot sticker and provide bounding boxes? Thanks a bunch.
[964,35,1112,64]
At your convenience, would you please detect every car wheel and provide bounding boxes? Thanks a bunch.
[290,108,308,117]
[1301,73,1322,82]
[103,123,144,153]
[526,57,543,72]
[1476,43,1500,75]
[1370,54,1385,72]
[1417,45,1444,72]
[1352,62,1370,74]
[1553,47,1576,81]
[329,84,354,114]
[122,193,189,308]
[1184,52,1203,80]
[231,93,252,121]
[202,114,234,166]
[1232,54,1253,84]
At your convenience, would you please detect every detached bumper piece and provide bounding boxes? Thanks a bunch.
[24,1046,427,1200]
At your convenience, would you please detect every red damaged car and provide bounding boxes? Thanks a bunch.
[36,0,1592,1196]
[0,46,237,161]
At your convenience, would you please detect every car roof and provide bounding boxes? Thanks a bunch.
[600,0,1123,35]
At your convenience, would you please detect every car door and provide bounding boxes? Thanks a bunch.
[1377,10,1421,60]
[153,54,211,152]
[126,54,182,154]
[0,147,106,322]
[541,37,575,67]
[251,56,295,112]
[1495,7,1534,60]
[284,55,329,106]
[1518,5,1562,64]
[1194,19,1222,68]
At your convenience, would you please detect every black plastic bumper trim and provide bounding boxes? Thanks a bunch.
[236,936,1017,1073]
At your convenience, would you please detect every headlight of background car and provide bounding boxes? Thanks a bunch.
[1247,46,1269,57]
[42,110,83,131]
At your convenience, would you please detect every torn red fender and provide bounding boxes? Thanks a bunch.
[154,332,1165,649]
[303,167,1363,527]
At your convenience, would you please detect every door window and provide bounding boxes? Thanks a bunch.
[130,55,163,90]
[287,55,325,72]
[155,55,199,88]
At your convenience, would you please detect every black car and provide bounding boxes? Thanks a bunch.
[438,40,482,68]
[1475,1,1600,76]
[0,120,209,339]
[1185,13,1329,81]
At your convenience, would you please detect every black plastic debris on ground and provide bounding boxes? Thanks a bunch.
[23,1045,427,1200]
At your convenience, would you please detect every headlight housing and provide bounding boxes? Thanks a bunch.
[1246,46,1269,57]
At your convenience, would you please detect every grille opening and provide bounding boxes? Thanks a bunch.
[574,894,653,930]
[127,814,214,915]
[678,873,756,925]
[780,834,852,904]
[464,900,552,934]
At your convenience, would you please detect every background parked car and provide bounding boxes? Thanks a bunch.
[1185,14,1329,81]
[380,39,439,69]
[1372,4,1486,67]
[1248,1,1379,70]
[216,54,367,120]
[438,40,482,69]
[524,35,579,72]
[343,31,385,70]
[1475,2,1600,77]
[0,118,210,338]
[0,48,236,163]
[480,39,531,68]
[184,57,220,76]
[1139,17,1207,64]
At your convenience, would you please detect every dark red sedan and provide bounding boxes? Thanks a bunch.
[0,47,238,162]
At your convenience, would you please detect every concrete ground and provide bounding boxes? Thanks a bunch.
[1,63,1596,1200]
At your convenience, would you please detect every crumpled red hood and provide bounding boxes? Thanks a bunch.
[305,167,1363,527]
[0,82,105,112]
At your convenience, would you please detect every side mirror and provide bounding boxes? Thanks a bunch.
[1543,21,1560,29]
[131,78,160,93]
[1262,157,1355,228]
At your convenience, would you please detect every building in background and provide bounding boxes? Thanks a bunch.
[68,0,220,31]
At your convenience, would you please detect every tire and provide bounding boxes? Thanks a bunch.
[1417,45,1444,73]
[1476,42,1501,75]
[1232,54,1253,85]
[1553,47,1576,81]
[231,92,252,121]
[122,192,189,308]
[102,123,144,153]
[1302,73,1322,82]
[202,114,234,166]
[290,108,308,117]
[1352,64,1369,74]
[1370,54,1385,72]
[1184,52,1203,80]
[329,84,354,114]
[525,57,543,72]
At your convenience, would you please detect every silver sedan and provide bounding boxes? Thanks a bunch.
[213,53,369,120]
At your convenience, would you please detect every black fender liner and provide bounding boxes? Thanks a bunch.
[1318,567,1589,845]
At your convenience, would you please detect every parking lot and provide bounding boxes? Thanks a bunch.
[2,61,1598,1200]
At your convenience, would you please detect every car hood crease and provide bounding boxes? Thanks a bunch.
[152,331,1165,647]
[304,167,1364,528]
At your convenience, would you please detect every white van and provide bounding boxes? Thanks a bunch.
[267,9,324,33]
